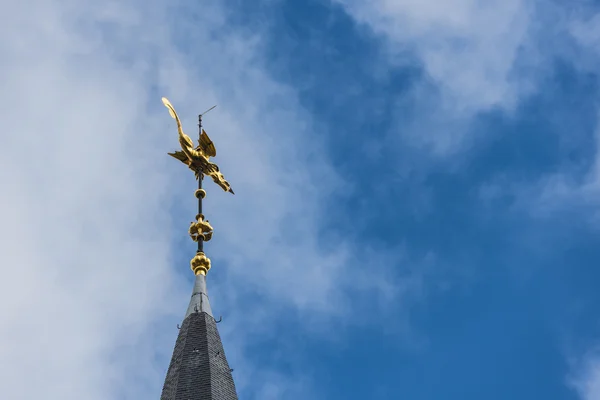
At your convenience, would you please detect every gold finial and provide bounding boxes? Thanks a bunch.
[191,252,211,275]
[162,97,234,194]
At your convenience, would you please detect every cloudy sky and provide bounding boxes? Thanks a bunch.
[1,0,600,399]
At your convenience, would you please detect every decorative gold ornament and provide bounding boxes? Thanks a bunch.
[191,252,211,275]
[189,214,214,242]
[162,97,235,194]
[195,189,206,199]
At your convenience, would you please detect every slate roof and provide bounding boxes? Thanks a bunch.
[161,274,238,400]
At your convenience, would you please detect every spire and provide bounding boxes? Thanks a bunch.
[160,98,238,399]
[160,274,237,400]
[185,273,212,318]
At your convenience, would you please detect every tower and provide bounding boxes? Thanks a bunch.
[160,98,238,400]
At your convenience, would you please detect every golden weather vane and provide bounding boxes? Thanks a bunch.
[162,97,234,276]
[162,97,234,194]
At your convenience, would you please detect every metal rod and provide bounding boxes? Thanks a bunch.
[197,114,204,254]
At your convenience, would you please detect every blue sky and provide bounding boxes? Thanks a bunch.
[199,2,600,398]
[2,0,600,399]
[206,1,600,399]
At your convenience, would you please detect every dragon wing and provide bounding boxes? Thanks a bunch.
[199,129,217,158]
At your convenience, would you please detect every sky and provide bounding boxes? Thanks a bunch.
[1,0,600,399]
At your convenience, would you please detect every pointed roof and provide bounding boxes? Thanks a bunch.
[161,274,238,400]
[184,272,213,319]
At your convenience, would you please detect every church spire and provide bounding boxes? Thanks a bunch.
[160,98,238,400]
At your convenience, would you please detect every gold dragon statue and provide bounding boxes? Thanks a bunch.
[162,97,234,194]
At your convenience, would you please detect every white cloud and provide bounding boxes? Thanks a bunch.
[570,350,600,400]
[336,0,534,112]
[333,0,569,156]
[0,1,178,398]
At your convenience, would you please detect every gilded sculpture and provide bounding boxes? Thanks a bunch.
[162,97,235,194]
